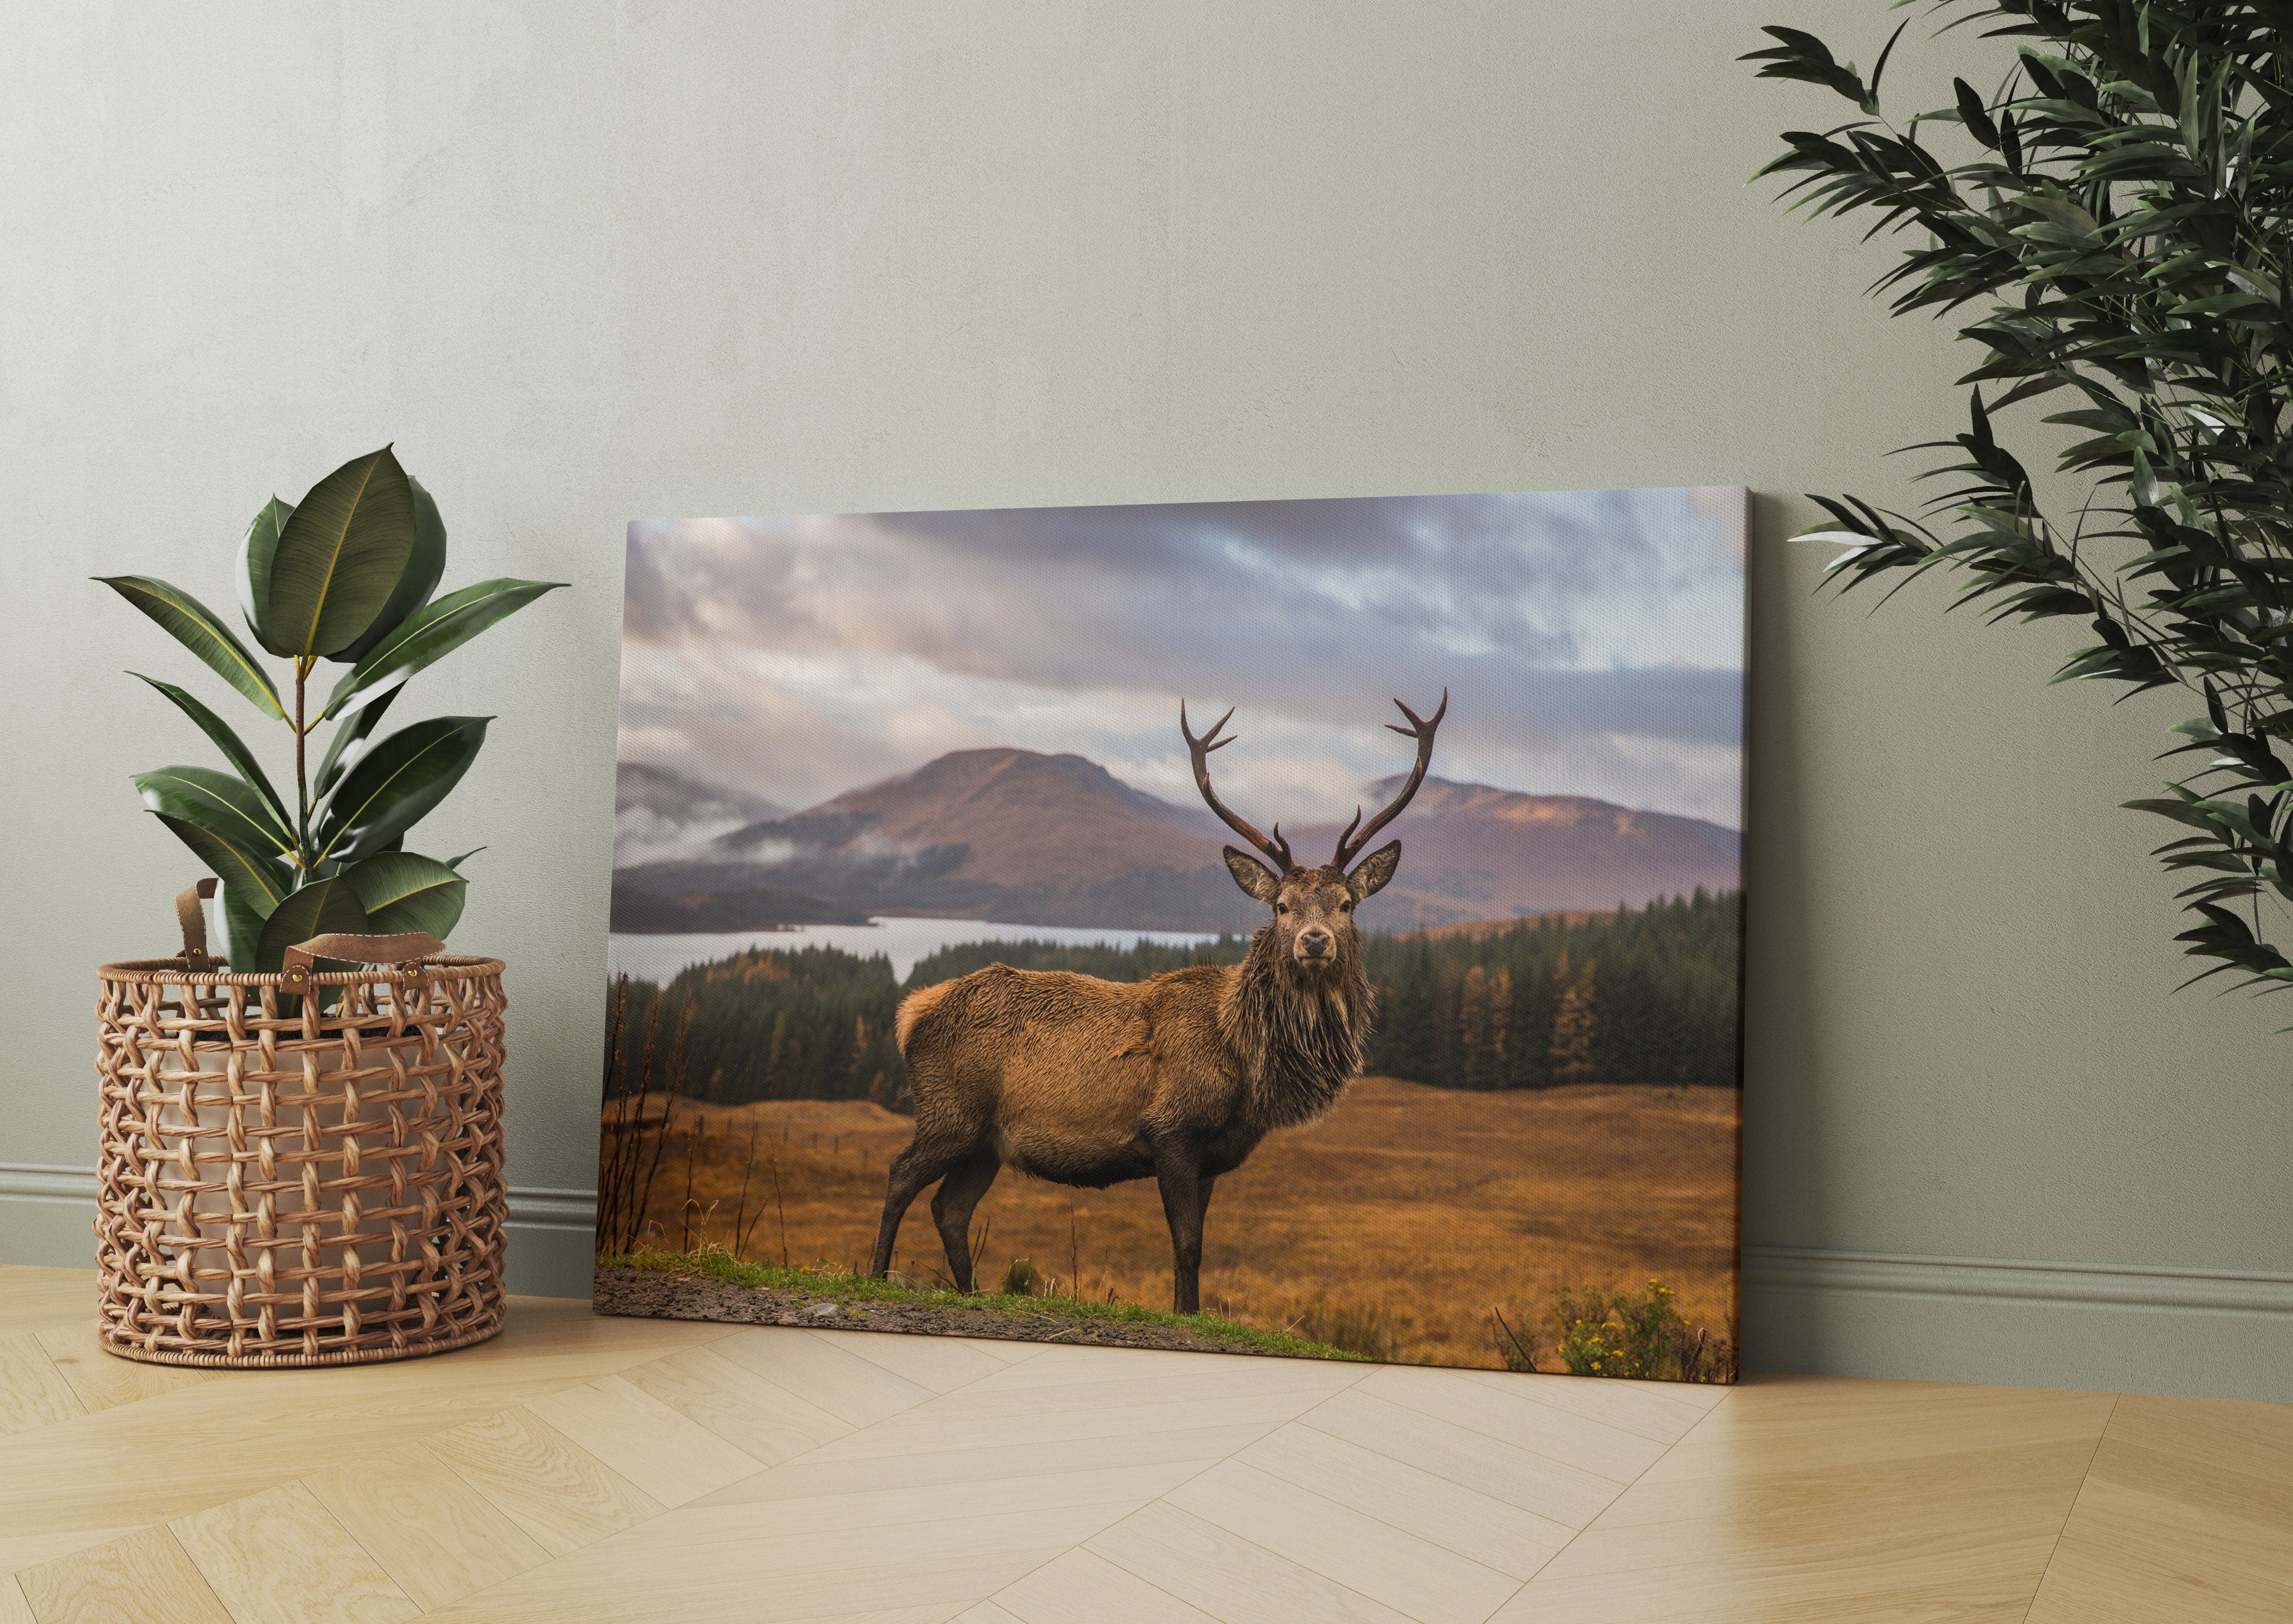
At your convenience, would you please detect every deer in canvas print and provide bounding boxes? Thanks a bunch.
[607,491,1748,1378]
[871,693,1446,1313]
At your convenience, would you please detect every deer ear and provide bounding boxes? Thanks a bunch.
[1223,846,1282,904]
[1347,841,1401,901]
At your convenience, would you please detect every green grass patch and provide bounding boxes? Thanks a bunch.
[597,1247,1370,1362]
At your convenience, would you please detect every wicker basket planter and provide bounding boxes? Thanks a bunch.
[93,893,509,1368]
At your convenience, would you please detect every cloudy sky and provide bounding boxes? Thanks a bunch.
[618,488,1745,830]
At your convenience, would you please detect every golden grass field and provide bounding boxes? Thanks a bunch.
[600,1077,1739,1373]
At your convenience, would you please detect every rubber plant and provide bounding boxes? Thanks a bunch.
[1746,4,2293,1004]
[100,447,564,971]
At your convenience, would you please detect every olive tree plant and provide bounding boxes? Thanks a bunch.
[1747,2,2293,1002]
[100,447,563,970]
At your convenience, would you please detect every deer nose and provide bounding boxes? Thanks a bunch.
[1298,928,1333,958]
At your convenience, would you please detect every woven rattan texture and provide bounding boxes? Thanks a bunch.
[92,956,510,1367]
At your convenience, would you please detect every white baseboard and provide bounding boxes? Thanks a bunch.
[1739,1243,2292,1402]
[1742,1243,2293,1315]
[0,1164,599,1298]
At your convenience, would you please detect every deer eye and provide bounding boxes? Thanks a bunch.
[1339,900,1353,912]
[1275,902,1289,914]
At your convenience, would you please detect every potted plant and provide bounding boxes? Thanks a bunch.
[100,445,561,966]
[90,447,563,1368]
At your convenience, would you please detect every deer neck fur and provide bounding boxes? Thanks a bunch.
[1216,924,1374,1131]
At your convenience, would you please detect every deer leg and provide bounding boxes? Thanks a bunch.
[1152,1146,1207,1315]
[930,1148,1002,1292]
[870,1135,972,1279]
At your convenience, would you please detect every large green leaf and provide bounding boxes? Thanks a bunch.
[135,765,295,857]
[131,674,290,829]
[320,576,567,721]
[335,474,449,665]
[312,684,401,800]
[268,446,416,660]
[313,715,490,863]
[254,876,371,976]
[341,850,467,938]
[151,814,291,916]
[217,882,268,972]
[235,496,295,656]
[96,576,285,720]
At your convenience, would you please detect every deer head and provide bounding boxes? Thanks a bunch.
[1181,691,1446,972]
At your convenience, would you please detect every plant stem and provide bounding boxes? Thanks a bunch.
[294,658,310,861]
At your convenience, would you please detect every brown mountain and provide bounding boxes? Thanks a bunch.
[616,749,1256,932]
[743,748,1222,886]
[1287,778,1740,925]
[613,748,1739,934]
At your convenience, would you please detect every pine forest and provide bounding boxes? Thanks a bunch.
[603,889,1740,1107]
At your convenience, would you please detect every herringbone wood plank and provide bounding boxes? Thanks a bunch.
[17,1526,233,1624]
[2,1266,2286,1624]
[169,1483,419,1624]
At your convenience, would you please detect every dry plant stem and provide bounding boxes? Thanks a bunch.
[623,998,668,1249]
[597,977,636,1251]
[625,998,693,1252]
[769,1157,789,1269]
[731,1123,761,1258]
[611,989,645,1242]
[678,1114,702,1251]
[604,991,664,1253]
[1490,1305,1538,1373]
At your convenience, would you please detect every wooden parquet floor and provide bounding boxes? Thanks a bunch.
[1,1264,2285,1622]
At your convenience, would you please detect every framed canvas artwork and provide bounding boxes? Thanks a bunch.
[597,488,1745,1381]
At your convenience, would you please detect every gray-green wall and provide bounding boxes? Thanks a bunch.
[5,3,2286,1401]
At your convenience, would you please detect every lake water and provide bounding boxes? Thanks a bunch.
[606,916,1226,985]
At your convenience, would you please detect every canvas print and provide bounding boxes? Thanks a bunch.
[596,488,1745,1381]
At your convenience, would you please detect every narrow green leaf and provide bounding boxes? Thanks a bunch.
[1861,18,1908,114]
[1953,78,1999,149]
[340,850,467,938]
[334,475,449,665]
[135,765,294,856]
[254,876,371,976]
[320,577,566,722]
[2124,797,2220,832]
[269,446,417,658]
[312,684,401,801]
[444,846,484,871]
[96,576,286,719]
[235,496,295,655]
[130,674,290,829]
[150,814,289,915]
[313,716,491,863]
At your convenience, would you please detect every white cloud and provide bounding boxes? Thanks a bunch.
[619,489,1746,827]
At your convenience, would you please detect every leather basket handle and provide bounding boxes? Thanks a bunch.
[176,880,219,972]
[280,931,447,988]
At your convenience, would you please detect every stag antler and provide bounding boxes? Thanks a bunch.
[1180,701,1295,873]
[1332,689,1448,871]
